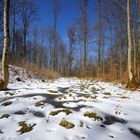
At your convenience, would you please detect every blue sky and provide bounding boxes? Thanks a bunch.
[33,0,96,41]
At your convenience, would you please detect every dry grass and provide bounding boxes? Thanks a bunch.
[12,60,60,79]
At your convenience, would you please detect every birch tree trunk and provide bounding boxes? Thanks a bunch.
[2,0,10,89]
[127,0,133,81]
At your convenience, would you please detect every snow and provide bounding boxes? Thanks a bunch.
[0,67,140,140]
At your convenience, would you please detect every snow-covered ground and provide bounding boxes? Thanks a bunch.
[0,67,140,140]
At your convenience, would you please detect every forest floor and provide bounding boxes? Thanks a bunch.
[0,66,140,140]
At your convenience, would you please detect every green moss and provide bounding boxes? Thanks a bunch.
[1,101,12,106]
[0,114,9,119]
[68,89,73,92]
[68,93,72,97]
[17,121,36,134]
[84,112,103,121]
[59,118,75,129]
[57,96,67,100]
[35,102,45,108]
[103,92,111,96]
[84,94,96,99]
[63,96,67,99]
[80,85,85,91]
[91,86,97,91]
[102,96,108,99]
[48,90,58,93]
[121,96,129,99]
[50,108,72,116]
[80,121,84,127]
[5,92,14,96]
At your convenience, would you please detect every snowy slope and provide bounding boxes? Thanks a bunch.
[0,67,140,140]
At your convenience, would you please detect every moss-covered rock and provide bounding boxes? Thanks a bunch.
[103,92,111,96]
[84,94,96,99]
[50,108,72,116]
[121,96,130,99]
[48,90,58,93]
[84,112,103,121]
[35,102,45,108]
[0,114,9,119]
[80,85,85,91]
[5,92,14,96]
[91,86,97,91]
[1,101,12,106]
[59,118,75,129]
[17,121,36,134]
[80,121,84,127]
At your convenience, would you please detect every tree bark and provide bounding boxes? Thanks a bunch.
[2,0,10,89]
[127,0,133,81]
[137,0,140,78]
[97,0,101,78]
[83,0,88,76]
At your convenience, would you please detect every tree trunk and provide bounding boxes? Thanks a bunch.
[23,28,27,57]
[2,0,10,89]
[12,0,15,62]
[83,0,87,77]
[132,26,137,76]
[126,0,139,88]
[137,0,140,79]
[127,0,133,81]
[97,0,101,78]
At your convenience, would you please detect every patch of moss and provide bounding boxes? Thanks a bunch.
[80,121,84,127]
[5,92,14,96]
[84,112,103,121]
[58,96,67,100]
[1,101,12,106]
[68,89,73,92]
[17,121,36,134]
[35,102,45,108]
[84,94,96,99]
[91,86,97,91]
[63,96,67,99]
[59,118,75,129]
[80,85,85,91]
[103,92,111,96]
[121,96,129,99]
[117,94,123,96]
[102,96,108,99]
[50,108,72,116]
[48,90,58,93]
[0,114,9,119]
[68,93,72,97]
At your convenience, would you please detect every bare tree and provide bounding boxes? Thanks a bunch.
[52,0,61,70]
[10,0,17,61]
[67,26,76,76]
[137,0,140,78]
[1,0,10,90]
[97,0,101,78]
[81,0,88,76]
[18,0,38,57]
[127,0,133,82]
[46,26,54,70]
[0,0,3,52]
